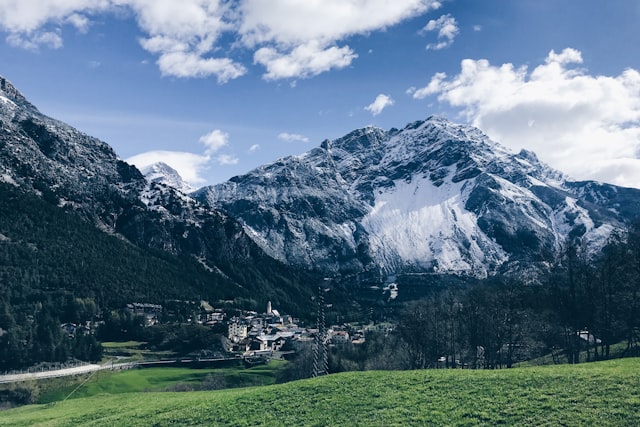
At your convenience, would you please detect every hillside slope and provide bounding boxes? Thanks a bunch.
[0,182,245,307]
[2,358,639,426]
[0,75,316,313]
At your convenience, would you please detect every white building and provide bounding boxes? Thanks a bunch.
[228,321,248,342]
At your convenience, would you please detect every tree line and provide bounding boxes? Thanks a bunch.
[326,229,640,372]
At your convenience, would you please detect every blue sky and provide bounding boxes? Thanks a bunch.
[0,1,639,188]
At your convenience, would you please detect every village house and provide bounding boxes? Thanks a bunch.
[330,329,350,344]
[228,319,249,342]
[254,331,295,352]
[60,322,91,337]
[126,302,162,326]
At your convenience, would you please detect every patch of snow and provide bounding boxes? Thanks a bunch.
[361,173,507,276]
[0,95,16,109]
[0,173,17,186]
[141,162,194,194]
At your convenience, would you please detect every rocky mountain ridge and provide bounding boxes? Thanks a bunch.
[4,73,640,295]
[0,76,314,311]
[195,116,640,282]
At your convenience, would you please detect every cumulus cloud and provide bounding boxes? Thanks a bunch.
[365,94,395,116]
[0,0,110,33]
[248,144,260,153]
[421,14,459,50]
[0,0,442,81]
[199,129,229,154]
[411,48,640,188]
[6,30,63,50]
[254,41,357,81]
[154,51,246,82]
[240,0,440,46]
[124,0,247,82]
[126,150,211,185]
[278,132,309,143]
[127,128,237,185]
[0,0,109,50]
[242,0,441,79]
[65,13,91,33]
[215,153,239,165]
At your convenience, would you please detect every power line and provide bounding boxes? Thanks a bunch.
[312,286,329,377]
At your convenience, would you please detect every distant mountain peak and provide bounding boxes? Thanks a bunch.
[140,162,194,194]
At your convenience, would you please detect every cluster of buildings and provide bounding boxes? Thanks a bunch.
[117,299,368,361]
[226,301,366,357]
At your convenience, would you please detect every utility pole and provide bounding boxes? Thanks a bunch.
[312,286,329,377]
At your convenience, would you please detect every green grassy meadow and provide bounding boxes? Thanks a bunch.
[100,341,176,363]
[35,361,287,403]
[2,358,640,426]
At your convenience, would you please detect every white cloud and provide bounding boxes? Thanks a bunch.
[66,13,91,33]
[155,51,246,82]
[248,144,260,153]
[199,129,229,154]
[0,0,110,50]
[0,0,442,81]
[127,128,238,185]
[124,0,247,82]
[126,150,211,185]
[0,0,111,33]
[239,0,441,47]
[243,0,441,80]
[411,48,640,188]
[421,14,458,50]
[254,40,356,80]
[6,30,63,50]
[215,153,238,165]
[365,94,395,116]
[278,132,309,143]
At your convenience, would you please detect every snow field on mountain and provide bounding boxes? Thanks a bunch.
[361,172,507,274]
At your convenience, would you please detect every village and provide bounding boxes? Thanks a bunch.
[117,299,369,363]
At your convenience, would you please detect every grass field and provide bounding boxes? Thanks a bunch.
[2,358,639,426]
[100,341,176,363]
[516,341,640,367]
[35,361,287,403]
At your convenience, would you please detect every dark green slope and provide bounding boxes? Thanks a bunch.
[0,181,317,312]
[0,182,318,370]
[0,182,247,307]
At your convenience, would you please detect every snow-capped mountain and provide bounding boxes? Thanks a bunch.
[195,116,640,281]
[0,75,314,307]
[4,72,639,293]
[140,162,195,194]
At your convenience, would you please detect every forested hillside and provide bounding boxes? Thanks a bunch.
[0,182,313,369]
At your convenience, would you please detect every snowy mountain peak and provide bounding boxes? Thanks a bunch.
[140,162,194,194]
[195,116,640,282]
